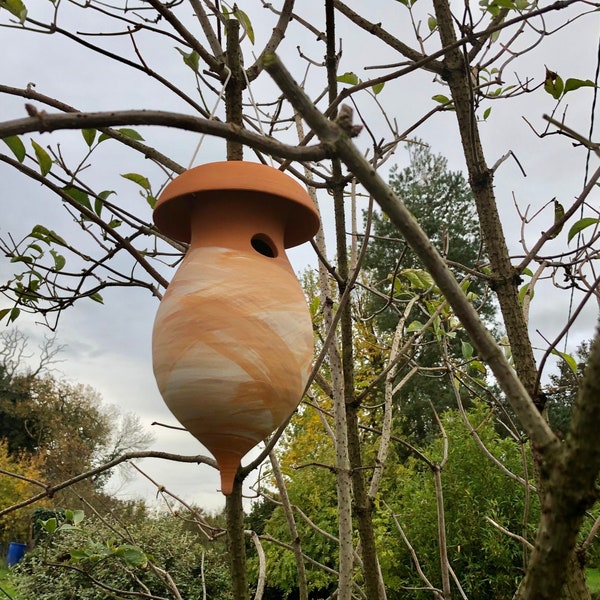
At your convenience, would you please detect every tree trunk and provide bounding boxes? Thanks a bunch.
[561,556,591,600]
[430,0,591,597]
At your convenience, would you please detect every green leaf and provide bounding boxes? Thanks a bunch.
[118,128,144,141]
[494,0,515,8]
[39,517,58,534]
[401,268,434,290]
[81,128,96,147]
[521,267,533,277]
[14,280,39,304]
[50,249,66,271]
[309,295,320,317]
[469,360,487,376]
[94,198,103,217]
[27,243,44,258]
[63,186,92,211]
[337,72,360,86]
[113,545,148,568]
[99,190,116,200]
[0,0,27,23]
[233,7,255,44]
[406,320,424,333]
[483,106,492,120]
[551,349,578,376]
[56,524,78,534]
[121,172,151,191]
[518,282,533,304]
[567,217,599,243]
[8,307,20,323]
[69,549,88,562]
[96,189,116,215]
[65,509,85,525]
[29,224,67,246]
[98,128,145,143]
[432,94,450,104]
[459,280,472,293]
[372,82,385,95]
[11,255,33,264]
[461,341,474,361]
[392,274,408,293]
[427,15,437,31]
[563,78,596,94]
[544,68,564,100]
[175,47,200,73]
[31,140,52,176]
[2,135,26,162]
[0,308,11,322]
[89,292,104,304]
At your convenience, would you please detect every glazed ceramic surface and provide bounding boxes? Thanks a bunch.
[151,162,319,494]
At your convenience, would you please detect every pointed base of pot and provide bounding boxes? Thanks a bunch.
[213,450,244,495]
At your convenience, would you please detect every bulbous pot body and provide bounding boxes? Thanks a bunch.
[151,162,319,494]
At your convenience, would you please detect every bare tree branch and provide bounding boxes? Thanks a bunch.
[0,450,217,517]
[0,110,330,162]
[262,52,557,453]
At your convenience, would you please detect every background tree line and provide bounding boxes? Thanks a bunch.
[0,329,153,546]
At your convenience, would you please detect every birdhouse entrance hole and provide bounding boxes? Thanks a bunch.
[251,234,277,258]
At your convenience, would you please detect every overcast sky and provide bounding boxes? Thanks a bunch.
[1,1,598,512]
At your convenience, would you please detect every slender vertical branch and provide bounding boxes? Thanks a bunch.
[223,17,247,600]
[386,501,444,599]
[145,0,224,74]
[326,313,354,600]
[225,476,249,600]
[188,0,225,62]
[249,531,266,600]
[431,407,451,600]
[325,2,386,598]
[246,0,297,81]
[431,0,538,395]
[323,5,356,599]
[432,467,452,599]
[226,19,245,161]
[269,451,309,600]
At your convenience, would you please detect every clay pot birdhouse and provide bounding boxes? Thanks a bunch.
[151,161,320,495]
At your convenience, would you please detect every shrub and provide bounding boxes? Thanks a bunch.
[11,510,231,600]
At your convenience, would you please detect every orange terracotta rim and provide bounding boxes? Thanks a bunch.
[153,161,320,248]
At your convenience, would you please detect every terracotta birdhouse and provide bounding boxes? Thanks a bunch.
[151,161,320,494]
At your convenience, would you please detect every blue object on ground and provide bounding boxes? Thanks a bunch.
[6,542,27,567]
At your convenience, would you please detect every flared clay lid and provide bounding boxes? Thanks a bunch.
[153,161,320,248]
